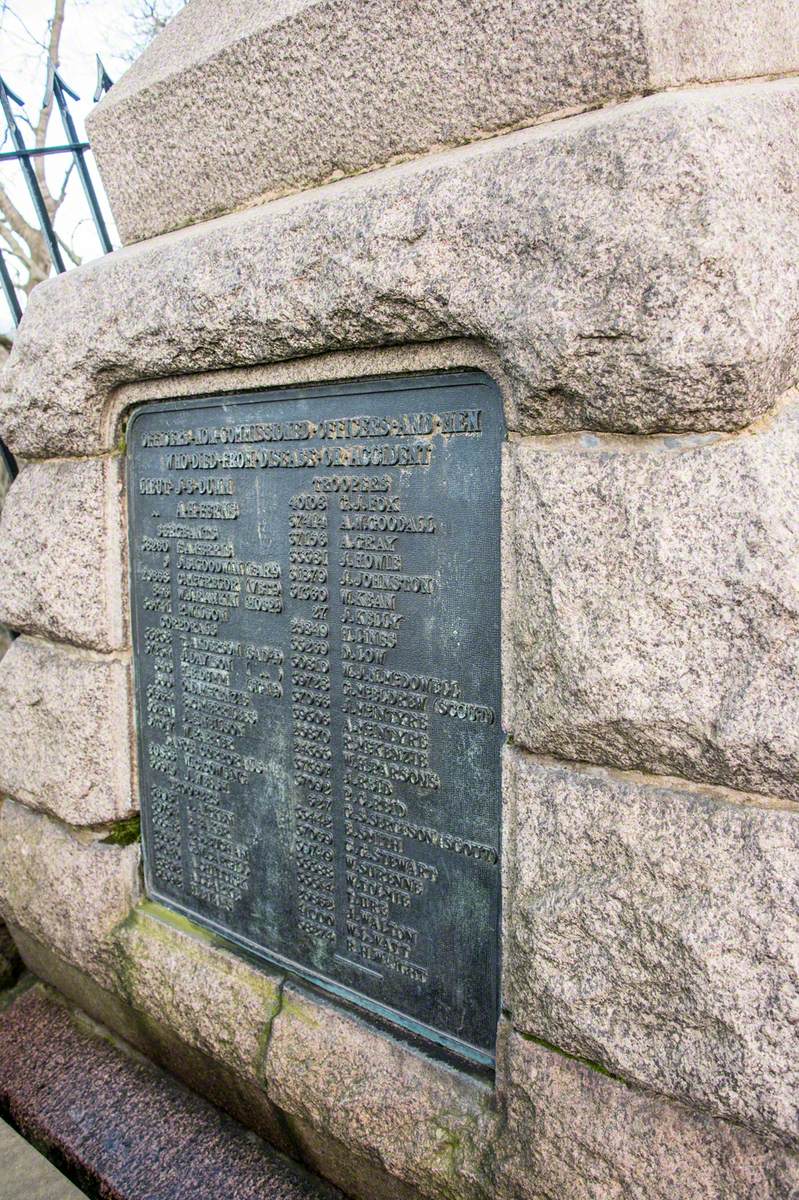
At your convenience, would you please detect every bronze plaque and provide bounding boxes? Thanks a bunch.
[128,372,503,1062]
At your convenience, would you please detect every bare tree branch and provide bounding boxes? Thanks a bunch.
[55,226,81,268]
[32,0,66,213]
[0,0,175,325]
[0,187,43,251]
[119,0,182,62]
[0,3,50,54]
[0,0,73,304]
[56,155,75,206]
[0,221,36,271]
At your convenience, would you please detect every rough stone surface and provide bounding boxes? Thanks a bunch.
[0,800,140,989]
[503,749,799,1144]
[88,0,649,244]
[506,396,799,801]
[279,1119,423,1200]
[266,984,497,1200]
[495,1026,799,1200]
[0,452,12,661]
[9,914,498,1200]
[0,637,134,824]
[6,80,799,455]
[111,903,283,1084]
[0,986,343,1200]
[87,0,799,244]
[0,457,125,652]
[107,338,516,439]
[640,0,799,88]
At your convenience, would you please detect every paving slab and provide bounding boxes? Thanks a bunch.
[0,1118,86,1200]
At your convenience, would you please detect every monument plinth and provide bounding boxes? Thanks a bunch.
[0,2,798,1198]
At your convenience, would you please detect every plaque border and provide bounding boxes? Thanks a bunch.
[126,370,503,1069]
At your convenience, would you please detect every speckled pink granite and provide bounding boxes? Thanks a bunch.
[0,986,343,1200]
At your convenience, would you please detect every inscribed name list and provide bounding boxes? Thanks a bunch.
[127,372,503,1058]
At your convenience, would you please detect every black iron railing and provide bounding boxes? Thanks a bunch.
[0,58,115,480]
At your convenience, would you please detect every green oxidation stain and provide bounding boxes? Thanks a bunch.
[100,815,141,847]
[114,899,284,1003]
[428,1112,495,1200]
[433,1122,462,1177]
[277,991,320,1028]
[108,902,221,1008]
[131,902,285,1007]
[252,982,323,1078]
[253,1013,276,1077]
[519,1030,627,1084]
[132,899,223,948]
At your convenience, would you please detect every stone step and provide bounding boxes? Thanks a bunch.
[0,985,344,1200]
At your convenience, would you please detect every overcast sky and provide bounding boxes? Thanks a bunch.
[0,0,182,328]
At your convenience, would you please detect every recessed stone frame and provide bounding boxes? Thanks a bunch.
[123,357,507,1066]
[120,344,514,1049]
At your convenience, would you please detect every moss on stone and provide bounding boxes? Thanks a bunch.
[425,1111,495,1200]
[107,897,284,1086]
[0,971,37,1014]
[100,816,141,847]
[518,1028,628,1085]
[276,991,321,1028]
[433,1123,461,1178]
[252,990,283,1079]
[132,899,220,947]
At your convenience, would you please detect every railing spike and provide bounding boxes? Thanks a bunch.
[0,74,24,108]
[0,248,22,328]
[45,62,80,108]
[93,56,113,103]
[0,75,66,273]
[51,70,113,255]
